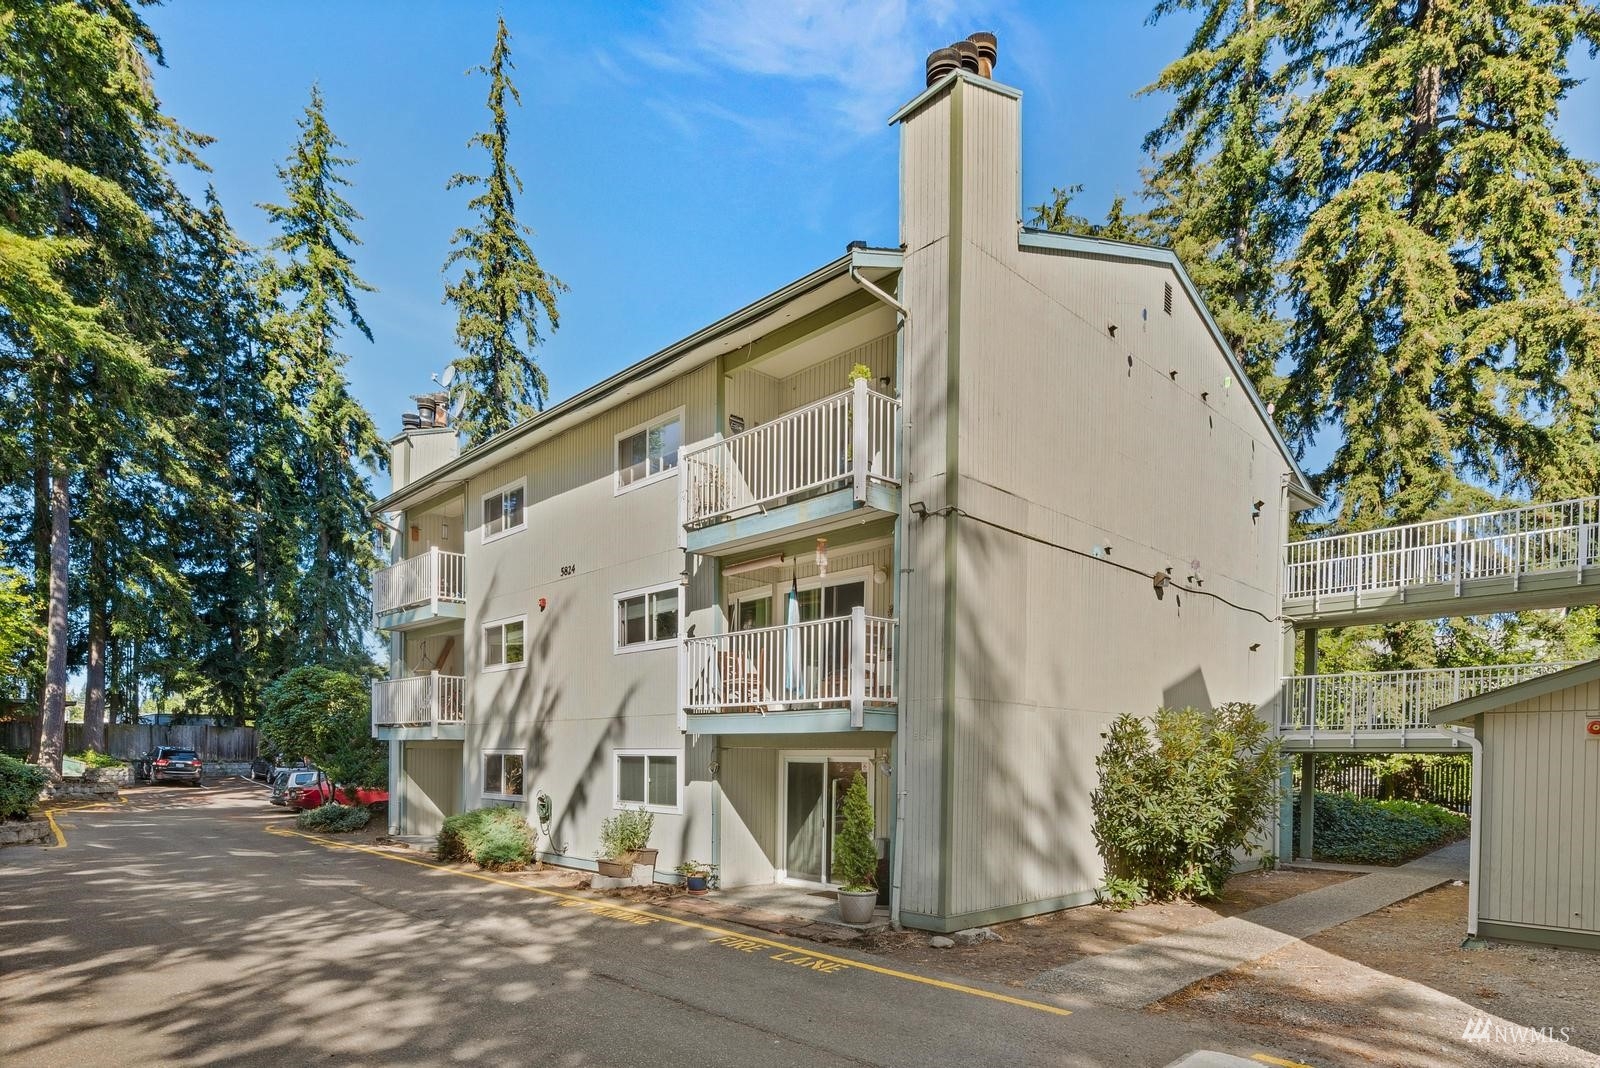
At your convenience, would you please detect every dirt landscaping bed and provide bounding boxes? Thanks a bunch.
[1151,882,1600,1067]
[858,867,1356,987]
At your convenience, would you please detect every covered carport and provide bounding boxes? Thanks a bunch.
[1429,659,1600,950]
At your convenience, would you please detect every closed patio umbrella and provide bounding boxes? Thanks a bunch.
[784,574,802,701]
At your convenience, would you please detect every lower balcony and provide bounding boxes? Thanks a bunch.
[680,609,897,734]
[372,673,466,740]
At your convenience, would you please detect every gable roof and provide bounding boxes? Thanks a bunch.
[1018,229,1320,510]
[1428,659,1600,726]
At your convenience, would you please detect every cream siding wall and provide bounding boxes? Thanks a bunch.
[897,86,955,919]
[898,76,1290,924]
[1480,684,1600,940]
[458,366,719,873]
[401,509,463,559]
[401,741,462,837]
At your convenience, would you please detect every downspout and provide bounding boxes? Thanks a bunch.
[850,259,911,928]
[1454,723,1485,941]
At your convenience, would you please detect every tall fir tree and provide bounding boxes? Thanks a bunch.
[258,85,386,667]
[0,0,203,767]
[444,15,566,446]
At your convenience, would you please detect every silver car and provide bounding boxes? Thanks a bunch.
[269,768,321,806]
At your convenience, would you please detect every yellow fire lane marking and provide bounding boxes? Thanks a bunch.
[1252,1054,1317,1068]
[44,809,66,848]
[266,826,1073,1018]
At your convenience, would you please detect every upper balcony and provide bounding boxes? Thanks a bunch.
[680,608,898,734]
[372,672,465,740]
[1282,496,1600,627]
[373,547,466,631]
[683,380,902,556]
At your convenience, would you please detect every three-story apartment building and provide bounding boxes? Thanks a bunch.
[369,43,1318,933]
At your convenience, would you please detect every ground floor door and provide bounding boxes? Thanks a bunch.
[402,742,461,837]
[779,753,873,885]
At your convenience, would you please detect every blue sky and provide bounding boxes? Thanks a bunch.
[143,1,1600,465]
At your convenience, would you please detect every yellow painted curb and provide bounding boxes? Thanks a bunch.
[266,825,1074,1018]
[44,809,66,848]
[1252,1053,1317,1068]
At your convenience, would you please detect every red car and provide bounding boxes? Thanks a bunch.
[286,781,389,810]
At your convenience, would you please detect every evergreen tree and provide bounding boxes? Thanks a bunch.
[258,85,386,666]
[1139,0,1288,394]
[444,15,566,446]
[0,0,201,768]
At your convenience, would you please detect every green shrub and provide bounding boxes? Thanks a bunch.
[0,753,47,820]
[1295,792,1468,865]
[831,773,877,892]
[68,750,128,769]
[598,806,653,860]
[296,803,371,834]
[438,807,535,870]
[1091,703,1282,907]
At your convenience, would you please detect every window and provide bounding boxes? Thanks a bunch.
[483,750,525,800]
[614,749,680,812]
[615,410,683,491]
[484,617,526,670]
[615,584,679,651]
[482,479,526,541]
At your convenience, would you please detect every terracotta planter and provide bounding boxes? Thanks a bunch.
[632,848,658,867]
[837,888,878,925]
[595,858,631,879]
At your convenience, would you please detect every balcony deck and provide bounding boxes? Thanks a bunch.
[1277,662,1580,751]
[1282,496,1600,627]
[680,610,897,734]
[684,381,901,556]
[372,673,466,740]
[373,548,466,631]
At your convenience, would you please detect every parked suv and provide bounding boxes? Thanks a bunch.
[132,747,205,787]
[270,767,322,806]
[251,755,304,782]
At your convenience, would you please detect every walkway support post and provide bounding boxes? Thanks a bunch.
[1298,751,1316,860]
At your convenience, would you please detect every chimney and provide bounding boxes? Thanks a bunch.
[391,390,460,494]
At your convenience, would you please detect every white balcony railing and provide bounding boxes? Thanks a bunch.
[372,673,466,730]
[681,608,896,726]
[1280,662,1582,736]
[684,379,901,527]
[1284,496,1600,606]
[373,547,466,619]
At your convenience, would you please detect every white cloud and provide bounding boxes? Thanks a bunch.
[631,0,1002,137]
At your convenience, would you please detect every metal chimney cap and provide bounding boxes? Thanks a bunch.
[952,39,980,74]
[925,46,961,85]
[967,31,997,60]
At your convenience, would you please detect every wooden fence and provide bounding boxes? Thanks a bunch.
[1298,753,1472,813]
[0,722,258,763]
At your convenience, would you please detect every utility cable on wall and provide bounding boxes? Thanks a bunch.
[909,502,1286,626]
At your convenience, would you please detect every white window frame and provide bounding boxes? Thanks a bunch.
[613,407,685,495]
[482,614,528,672]
[612,748,683,814]
[480,477,528,544]
[482,749,526,802]
[613,582,681,654]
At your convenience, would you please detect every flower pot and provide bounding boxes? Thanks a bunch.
[595,858,631,879]
[632,848,658,868]
[685,875,709,896]
[837,888,878,925]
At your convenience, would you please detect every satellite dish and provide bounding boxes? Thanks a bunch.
[439,364,456,389]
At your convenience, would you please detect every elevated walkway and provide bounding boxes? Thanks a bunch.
[1282,496,1600,626]
[1276,661,1581,752]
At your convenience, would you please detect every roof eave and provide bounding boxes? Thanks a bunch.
[1427,658,1600,725]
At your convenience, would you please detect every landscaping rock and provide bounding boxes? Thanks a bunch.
[0,819,52,848]
[40,778,119,803]
[952,926,1002,945]
[929,935,955,948]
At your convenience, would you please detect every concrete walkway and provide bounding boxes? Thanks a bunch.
[1027,840,1469,1006]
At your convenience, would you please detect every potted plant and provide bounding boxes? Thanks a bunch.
[832,772,879,925]
[597,807,655,878]
[676,860,715,896]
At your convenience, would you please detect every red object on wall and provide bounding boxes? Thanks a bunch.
[538,597,547,611]
[1586,718,1600,737]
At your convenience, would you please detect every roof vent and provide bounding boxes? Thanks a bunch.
[925,46,960,85]
[925,33,998,87]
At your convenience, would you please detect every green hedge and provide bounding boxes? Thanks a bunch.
[0,753,47,820]
[437,807,535,870]
[296,803,371,834]
[68,750,129,769]
[1294,791,1469,865]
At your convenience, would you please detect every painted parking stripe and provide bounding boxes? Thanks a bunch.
[1252,1054,1318,1068]
[266,826,1073,1018]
